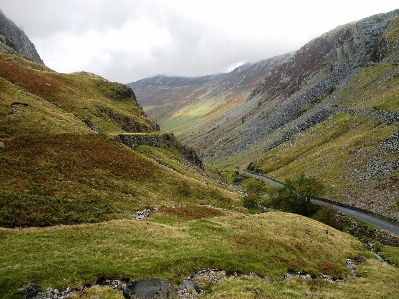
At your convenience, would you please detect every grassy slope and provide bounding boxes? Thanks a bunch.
[251,15,399,192]
[1,53,398,299]
[0,53,238,226]
[3,209,395,299]
[252,62,399,217]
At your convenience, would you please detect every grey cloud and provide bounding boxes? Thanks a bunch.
[1,0,301,83]
[1,0,144,38]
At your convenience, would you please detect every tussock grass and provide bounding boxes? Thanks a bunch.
[0,210,375,299]
[338,64,399,111]
[380,246,399,266]
[0,133,237,226]
[201,259,399,298]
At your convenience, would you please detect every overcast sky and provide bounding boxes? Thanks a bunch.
[1,1,398,83]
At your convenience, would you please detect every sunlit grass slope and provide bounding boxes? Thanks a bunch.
[1,209,388,299]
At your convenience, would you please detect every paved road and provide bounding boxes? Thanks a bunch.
[241,171,399,236]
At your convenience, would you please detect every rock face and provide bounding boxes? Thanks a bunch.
[0,10,44,64]
[206,9,399,161]
[122,278,178,299]
[118,133,204,170]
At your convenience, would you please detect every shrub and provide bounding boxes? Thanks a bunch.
[315,205,343,230]
[269,173,324,216]
[243,193,258,210]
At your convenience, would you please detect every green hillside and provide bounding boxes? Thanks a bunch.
[0,53,238,227]
[3,210,398,299]
[252,62,399,219]
[1,10,399,299]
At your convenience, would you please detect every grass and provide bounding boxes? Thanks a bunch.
[0,53,156,136]
[339,64,399,111]
[0,53,239,227]
[0,209,378,299]
[51,258,399,299]
[0,133,238,226]
[252,113,398,205]
[1,49,398,299]
[379,246,399,266]
[386,14,399,44]
[201,259,399,298]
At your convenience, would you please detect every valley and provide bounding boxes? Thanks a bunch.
[1,7,399,299]
[131,9,399,222]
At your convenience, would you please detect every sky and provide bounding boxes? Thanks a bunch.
[1,0,398,83]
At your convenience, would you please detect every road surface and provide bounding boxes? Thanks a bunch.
[241,171,399,236]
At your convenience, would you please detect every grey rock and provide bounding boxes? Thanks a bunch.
[0,9,44,63]
[353,255,367,264]
[283,271,312,281]
[16,283,42,299]
[122,278,178,299]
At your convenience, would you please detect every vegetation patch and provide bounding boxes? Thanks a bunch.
[0,133,237,226]
[252,113,397,208]
[153,205,224,220]
[0,211,375,299]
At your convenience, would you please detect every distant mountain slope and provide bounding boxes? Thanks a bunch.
[132,9,399,219]
[128,53,292,149]
[215,9,399,219]
[0,9,43,64]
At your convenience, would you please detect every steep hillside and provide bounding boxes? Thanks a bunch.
[221,10,399,219]
[0,51,238,227]
[2,11,399,299]
[133,10,399,220]
[0,9,43,64]
[129,54,292,151]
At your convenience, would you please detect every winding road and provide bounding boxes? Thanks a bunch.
[241,171,399,236]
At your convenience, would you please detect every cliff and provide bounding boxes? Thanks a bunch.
[0,9,44,64]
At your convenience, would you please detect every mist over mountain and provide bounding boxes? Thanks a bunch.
[0,9,43,64]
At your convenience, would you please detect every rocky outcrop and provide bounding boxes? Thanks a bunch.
[122,278,178,299]
[0,10,43,64]
[199,10,399,160]
[117,133,204,170]
[16,283,42,299]
[100,108,160,133]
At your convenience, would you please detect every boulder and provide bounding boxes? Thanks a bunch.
[16,283,42,299]
[122,278,178,299]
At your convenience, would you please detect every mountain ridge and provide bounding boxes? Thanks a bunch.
[1,9,399,299]
[131,9,399,220]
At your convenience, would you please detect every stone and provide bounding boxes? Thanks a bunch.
[0,141,5,148]
[16,283,42,299]
[122,278,178,299]
[353,255,367,264]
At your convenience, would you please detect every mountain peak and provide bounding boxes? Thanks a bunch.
[0,9,44,64]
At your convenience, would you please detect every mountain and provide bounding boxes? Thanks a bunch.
[1,10,399,299]
[128,53,292,151]
[0,9,43,64]
[132,9,399,220]
[0,48,238,228]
